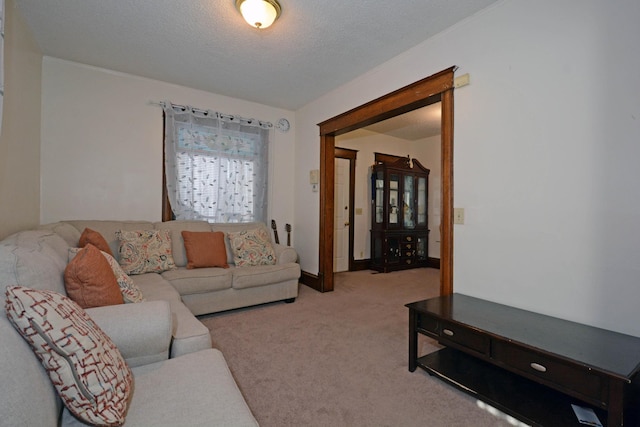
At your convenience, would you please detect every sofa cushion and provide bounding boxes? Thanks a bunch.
[162,267,233,294]
[232,263,302,290]
[131,273,182,303]
[181,231,229,269]
[0,230,69,296]
[87,301,172,368]
[228,228,277,267]
[116,229,176,275]
[64,244,124,309]
[39,222,83,248]
[0,314,61,427]
[79,227,114,257]
[5,286,133,426]
[61,349,258,427]
[132,273,213,358]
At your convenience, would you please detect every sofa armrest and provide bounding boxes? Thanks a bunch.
[274,243,298,264]
[86,300,172,367]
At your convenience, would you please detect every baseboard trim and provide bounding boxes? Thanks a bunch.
[428,257,441,269]
[351,259,371,271]
[300,271,322,291]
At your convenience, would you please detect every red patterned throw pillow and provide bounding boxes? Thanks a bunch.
[5,286,133,426]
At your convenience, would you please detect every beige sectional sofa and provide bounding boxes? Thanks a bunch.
[0,220,301,426]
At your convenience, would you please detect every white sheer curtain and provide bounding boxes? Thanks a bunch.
[163,102,271,223]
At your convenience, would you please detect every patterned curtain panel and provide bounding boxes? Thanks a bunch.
[163,103,271,223]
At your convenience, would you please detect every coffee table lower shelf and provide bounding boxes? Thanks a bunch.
[418,347,611,427]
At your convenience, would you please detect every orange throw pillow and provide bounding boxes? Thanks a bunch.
[64,244,124,308]
[181,231,229,269]
[79,227,114,257]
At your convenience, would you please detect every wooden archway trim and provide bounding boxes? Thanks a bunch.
[317,66,455,295]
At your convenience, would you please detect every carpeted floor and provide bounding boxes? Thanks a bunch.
[200,268,523,427]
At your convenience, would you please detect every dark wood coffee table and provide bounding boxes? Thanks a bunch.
[407,294,640,427]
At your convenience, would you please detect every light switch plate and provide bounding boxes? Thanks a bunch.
[309,170,319,184]
[454,208,465,224]
[454,73,470,88]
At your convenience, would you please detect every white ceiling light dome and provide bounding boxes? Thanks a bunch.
[235,0,282,29]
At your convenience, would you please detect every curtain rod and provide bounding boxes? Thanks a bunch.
[149,100,273,129]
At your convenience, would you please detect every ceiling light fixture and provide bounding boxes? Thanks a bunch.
[235,0,281,29]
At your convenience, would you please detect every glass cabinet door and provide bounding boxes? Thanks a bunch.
[389,174,399,225]
[374,170,384,224]
[417,176,427,227]
[417,236,427,261]
[403,175,415,229]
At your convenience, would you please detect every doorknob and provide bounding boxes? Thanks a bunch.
[344,222,350,227]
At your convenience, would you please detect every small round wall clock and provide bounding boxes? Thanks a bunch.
[276,118,290,132]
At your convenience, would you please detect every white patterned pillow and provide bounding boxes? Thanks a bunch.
[69,248,144,304]
[116,229,176,275]
[227,228,277,267]
[102,252,144,303]
[5,286,133,426]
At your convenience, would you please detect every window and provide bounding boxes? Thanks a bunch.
[163,103,271,223]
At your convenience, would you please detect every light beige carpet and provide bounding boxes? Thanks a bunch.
[200,268,521,427]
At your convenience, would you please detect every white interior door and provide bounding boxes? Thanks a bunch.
[334,158,350,272]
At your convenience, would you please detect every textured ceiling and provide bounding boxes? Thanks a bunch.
[366,103,442,140]
[15,0,498,110]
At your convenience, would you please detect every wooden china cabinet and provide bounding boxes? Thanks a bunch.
[370,156,429,273]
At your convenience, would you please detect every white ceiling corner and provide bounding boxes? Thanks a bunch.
[14,0,499,111]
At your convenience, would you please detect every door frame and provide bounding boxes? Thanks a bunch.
[317,67,455,295]
[334,147,357,272]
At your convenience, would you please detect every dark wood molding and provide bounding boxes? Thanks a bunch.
[374,152,407,165]
[300,271,322,292]
[440,87,454,296]
[427,257,441,270]
[351,259,371,271]
[318,67,456,295]
[319,134,335,292]
[319,68,454,136]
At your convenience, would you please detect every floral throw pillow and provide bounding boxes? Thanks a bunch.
[116,229,176,275]
[227,228,277,267]
[101,251,145,303]
[5,286,133,426]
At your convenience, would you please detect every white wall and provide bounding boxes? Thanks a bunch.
[295,0,640,337]
[412,135,441,258]
[40,58,296,233]
[0,0,42,239]
[336,131,441,260]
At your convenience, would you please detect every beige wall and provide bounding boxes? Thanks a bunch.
[40,58,295,229]
[0,0,42,239]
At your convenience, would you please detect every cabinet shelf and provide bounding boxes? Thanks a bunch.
[370,156,430,273]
